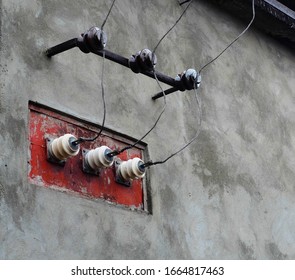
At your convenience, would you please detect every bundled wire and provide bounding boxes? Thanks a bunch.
[108,0,192,156]
[101,0,116,31]
[107,71,167,157]
[142,0,256,168]
[72,51,107,146]
[152,0,193,55]
[199,0,256,73]
[142,86,202,168]
[73,0,116,146]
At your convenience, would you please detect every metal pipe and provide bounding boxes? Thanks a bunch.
[45,40,184,90]
[152,87,179,100]
[93,49,182,88]
[45,38,78,58]
[94,49,129,68]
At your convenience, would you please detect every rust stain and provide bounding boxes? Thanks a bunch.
[28,103,145,209]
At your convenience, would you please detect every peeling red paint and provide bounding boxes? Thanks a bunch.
[28,103,145,210]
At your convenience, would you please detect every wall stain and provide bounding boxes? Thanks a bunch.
[5,116,25,149]
[191,130,265,202]
[3,181,37,233]
[0,182,5,200]
[191,131,233,201]
[1,114,36,231]
[101,216,151,259]
[266,242,287,260]
[160,184,177,214]
[236,173,262,202]
[159,185,193,258]
[192,131,232,189]
[238,239,255,260]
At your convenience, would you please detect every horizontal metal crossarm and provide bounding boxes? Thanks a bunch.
[45,38,185,95]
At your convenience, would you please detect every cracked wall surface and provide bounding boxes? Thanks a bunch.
[0,0,295,259]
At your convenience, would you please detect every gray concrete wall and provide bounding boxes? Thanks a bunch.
[1,0,295,259]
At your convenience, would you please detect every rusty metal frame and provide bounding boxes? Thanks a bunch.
[29,100,152,213]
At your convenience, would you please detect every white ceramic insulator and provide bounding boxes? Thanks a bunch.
[185,68,197,80]
[119,157,145,181]
[85,146,114,169]
[50,134,80,161]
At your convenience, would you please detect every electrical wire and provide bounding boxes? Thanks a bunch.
[123,71,167,149]
[72,51,106,145]
[179,0,191,6]
[107,71,167,157]
[141,0,255,167]
[107,1,193,157]
[73,0,117,146]
[101,0,116,31]
[142,86,202,168]
[198,0,256,73]
[152,0,193,55]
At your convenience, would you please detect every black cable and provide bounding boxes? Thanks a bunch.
[108,1,193,157]
[142,86,202,168]
[107,71,167,157]
[141,0,255,168]
[152,0,193,55]
[124,71,167,149]
[199,0,256,73]
[72,1,117,146]
[101,0,116,30]
[72,51,106,146]
[179,0,191,6]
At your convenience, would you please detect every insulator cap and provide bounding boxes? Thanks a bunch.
[175,68,201,90]
[85,146,114,170]
[78,26,107,53]
[50,134,80,161]
[129,49,157,73]
[119,157,146,181]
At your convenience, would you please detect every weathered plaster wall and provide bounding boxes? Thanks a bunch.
[0,0,295,259]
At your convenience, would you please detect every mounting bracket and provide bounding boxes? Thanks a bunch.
[82,149,100,176]
[45,27,201,100]
[45,137,66,166]
[114,158,131,187]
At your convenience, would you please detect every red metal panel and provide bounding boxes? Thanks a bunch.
[28,102,146,210]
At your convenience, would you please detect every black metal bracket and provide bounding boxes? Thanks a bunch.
[46,39,183,90]
[44,27,200,100]
[152,87,179,100]
[45,27,106,57]
[45,137,66,166]
[153,69,201,100]
[114,158,131,187]
[82,149,100,176]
